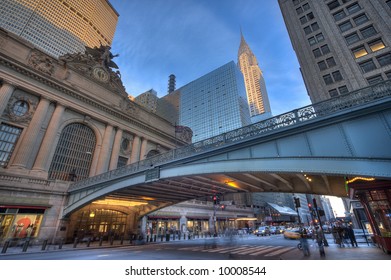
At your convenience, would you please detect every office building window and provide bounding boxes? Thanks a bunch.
[328,0,340,10]
[345,32,360,45]
[367,75,383,85]
[303,3,310,11]
[300,16,308,24]
[346,3,361,14]
[339,20,353,32]
[0,124,22,167]
[326,57,337,67]
[304,26,312,35]
[308,37,317,46]
[117,156,128,168]
[329,89,339,97]
[360,25,377,39]
[352,45,368,58]
[359,59,377,73]
[369,39,385,52]
[323,74,334,85]
[387,0,391,9]
[318,61,328,71]
[316,33,325,42]
[321,44,331,54]
[332,71,343,82]
[377,53,391,67]
[311,22,320,31]
[313,48,322,58]
[307,12,314,20]
[353,14,369,26]
[338,85,349,94]
[296,7,303,14]
[333,10,347,21]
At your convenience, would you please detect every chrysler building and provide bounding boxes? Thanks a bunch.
[238,32,272,122]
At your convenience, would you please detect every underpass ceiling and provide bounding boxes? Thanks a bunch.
[101,171,347,206]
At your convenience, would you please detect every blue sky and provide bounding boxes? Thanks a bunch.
[109,0,311,116]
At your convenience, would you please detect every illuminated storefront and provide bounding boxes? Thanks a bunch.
[0,206,45,241]
[349,178,391,254]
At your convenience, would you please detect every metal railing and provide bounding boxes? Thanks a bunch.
[69,81,391,192]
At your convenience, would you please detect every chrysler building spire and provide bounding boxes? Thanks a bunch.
[237,30,272,122]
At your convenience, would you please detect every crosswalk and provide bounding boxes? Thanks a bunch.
[176,244,296,257]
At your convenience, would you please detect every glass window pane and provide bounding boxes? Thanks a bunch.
[318,61,328,71]
[326,57,337,67]
[313,48,322,58]
[316,33,325,42]
[377,53,391,67]
[0,124,22,166]
[323,74,333,85]
[328,1,340,10]
[369,39,385,52]
[353,14,369,26]
[352,46,368,58]
[346,3,361,15]
[332,71,343,81]
[338,86,349,94]
[304,26,312,35]
[367,75,383,85]
[333,10,347,21]
[307,12,314,20]
[345,33,360,45]
[359,60,377,73]
[321,44,330,54]
[300,16,307,24]
[329,89,339,97]
[360,26,377,39]
[339,21,353,32]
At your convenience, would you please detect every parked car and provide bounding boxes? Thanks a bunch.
[255,226,271,236]
[283,228,301,239]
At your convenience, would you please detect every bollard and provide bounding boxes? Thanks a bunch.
[99,236,103,246]
[1,240,10,254]
[41,239,48,251]
[86,237,91,247]
[22,239,30,252]
[154,235,157,242]
[73,237,78,248]
[120,235,124,245]
[59,238,64,249]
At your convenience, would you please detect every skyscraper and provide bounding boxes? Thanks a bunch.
[278,0,391,103]
[237,31,272,122]
[0,0,119,58]
[179,61,252,142]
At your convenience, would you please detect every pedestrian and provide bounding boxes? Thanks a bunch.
[300,228,310,256]
[315,226,326,256]
[346,225,358,247]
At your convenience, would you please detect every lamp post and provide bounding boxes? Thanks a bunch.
[313,198,329,246]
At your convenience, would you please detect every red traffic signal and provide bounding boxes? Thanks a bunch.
[308,203,312,209]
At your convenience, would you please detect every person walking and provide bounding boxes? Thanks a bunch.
[315,226,326,257]
[346,225,358,247]
[300,228,310,256]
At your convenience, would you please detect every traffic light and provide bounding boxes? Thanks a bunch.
[312,198,318,209]
[221,204,225,211]
[213,195,217,204]
[308,203,312,210]
[294,197,301,208]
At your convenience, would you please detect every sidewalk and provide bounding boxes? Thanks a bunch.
[281,236,391,260]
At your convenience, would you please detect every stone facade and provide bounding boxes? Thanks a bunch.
[0,28,189,244]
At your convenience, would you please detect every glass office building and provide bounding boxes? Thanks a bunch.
[179,61,251,143]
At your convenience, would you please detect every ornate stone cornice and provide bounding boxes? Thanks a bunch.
[0,53,180,143]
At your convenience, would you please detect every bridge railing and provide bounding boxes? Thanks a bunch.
[69,80,391,192]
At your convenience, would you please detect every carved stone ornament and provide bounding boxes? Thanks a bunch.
[6,94,37,124]
[28,51,55,76]
[59,44,127,97]
[120,99,138,117]
[175,126,193,144]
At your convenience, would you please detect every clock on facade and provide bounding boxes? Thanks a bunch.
[92,67,109,83]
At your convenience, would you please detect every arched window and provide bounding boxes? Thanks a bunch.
[48,123,96,181]
[146,149,160,158]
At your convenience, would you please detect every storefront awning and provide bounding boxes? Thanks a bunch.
[267,202,297,216]
[147,216,181,219]
[186,216,210,220]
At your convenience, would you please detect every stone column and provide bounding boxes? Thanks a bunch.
[0,82,16,116]
[32,103,65,173]
[10,98,50,169]
[109,127,123,170]
[95,124,114,174]
[129,135,141,164]
[139,138,148,160]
